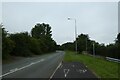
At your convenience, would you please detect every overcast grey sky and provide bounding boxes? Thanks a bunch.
[2,2,118,45]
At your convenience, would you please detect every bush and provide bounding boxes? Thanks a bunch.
[29,38,42,55]
[2,38,15,59]
[2,23,57,59]
[2,27,15,59]
[10,32,33,57]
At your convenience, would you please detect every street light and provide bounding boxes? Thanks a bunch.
[67,17,77,53]
[85,34,89,53]
[93,42,95,56]
[86,37,87,52]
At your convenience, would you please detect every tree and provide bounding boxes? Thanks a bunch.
[115,33,120,59]
[2,27,15,59]
[76,34,90,53]
[61,42,74,51]
[116,33,120,44]
[10,32,32,56]
[31,23,52,39]
[31,23,56,53]
[2,23,57,59]
[29,38,42,55]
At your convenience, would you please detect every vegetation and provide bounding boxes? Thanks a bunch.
[10,32,33,56]
[2,23,57,60]
[2,26,15,59]
[64,51,119,78]
[61,33,120,59]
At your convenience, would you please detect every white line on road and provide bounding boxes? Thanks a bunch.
[49,62,62,79]
[60,64,63,68]
[77,69,87,73]
[0,59,45,78]
[72,65,75,67]
[64,69,70,77]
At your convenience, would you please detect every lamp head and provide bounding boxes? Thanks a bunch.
[68,17,71,20]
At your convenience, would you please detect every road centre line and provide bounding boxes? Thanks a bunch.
[0,59,45,78]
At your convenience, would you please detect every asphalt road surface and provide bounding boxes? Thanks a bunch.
[51,62,98,79]
[1,51,65,78]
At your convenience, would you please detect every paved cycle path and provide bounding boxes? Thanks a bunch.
[51,62,98,79]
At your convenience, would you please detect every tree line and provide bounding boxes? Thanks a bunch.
[1,23,57,60]
[1,22,120,60]
[60,33,120,59]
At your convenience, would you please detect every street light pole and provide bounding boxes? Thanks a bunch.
[93,43,95,56]
[68,18,77,53]
[86,37,87,52]
[75,19,77,53]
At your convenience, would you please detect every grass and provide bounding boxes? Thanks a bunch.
[64,51,119,78]
[3,52,55,64]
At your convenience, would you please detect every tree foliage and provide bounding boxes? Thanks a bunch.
[31,23,52,39]
[29,38,42,55]
[2,23,119,60]
[61,33,120,59]
[2,27,15,59]
[31,23,56,52]
[2,23,57,60]
[116,33,120,44]
[76,34,90,52]
[10,32,32,56]
[61,42,74,51]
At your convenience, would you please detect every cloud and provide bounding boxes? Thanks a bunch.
[2,2,118,45]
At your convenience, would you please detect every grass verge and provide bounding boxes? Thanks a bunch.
[64,51,119,78]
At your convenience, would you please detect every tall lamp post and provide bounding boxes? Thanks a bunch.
[86,37,88,52]
[93,42,95,56]
[68,17,77,53]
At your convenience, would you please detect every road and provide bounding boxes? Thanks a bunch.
[51,62,98,79]
[1,51,65,78]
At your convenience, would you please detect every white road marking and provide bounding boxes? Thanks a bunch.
[60,64,63,68]
[64,69,70,77]
[77,69,87,73]
[49,62,62,79]
[83,69,87,73]
[0,59,45,78]
[9,68,18,72]
[72,65,75,67]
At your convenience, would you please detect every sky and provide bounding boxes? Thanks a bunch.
[118,1,120,33]
[0,2,2,23]
[2,2,119,45]
[1,0,119,2]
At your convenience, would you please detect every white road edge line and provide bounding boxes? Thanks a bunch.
[49,62,62,80]
[60,64,63,68]
[0,59,45,78]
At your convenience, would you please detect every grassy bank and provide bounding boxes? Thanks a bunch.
[64,51,119,78]
[3,52,55,64]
